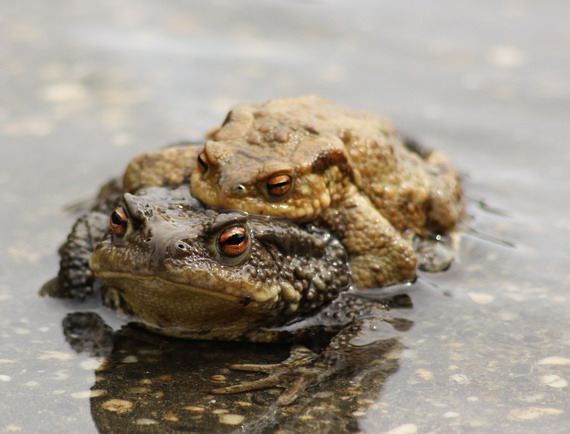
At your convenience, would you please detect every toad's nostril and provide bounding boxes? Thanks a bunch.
[169,241,191,259]
[232,184,247,196]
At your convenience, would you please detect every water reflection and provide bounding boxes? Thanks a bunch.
[56,293,413,433]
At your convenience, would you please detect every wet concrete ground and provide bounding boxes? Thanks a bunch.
[1,1,569,432]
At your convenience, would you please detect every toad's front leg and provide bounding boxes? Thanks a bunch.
[321,186,417,288]
[42,211,109,299]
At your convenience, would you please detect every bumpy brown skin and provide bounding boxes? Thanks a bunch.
[89,185,352,341]
[191,96,463,287]
[49,182,407,405]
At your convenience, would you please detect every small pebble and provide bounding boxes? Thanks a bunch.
[136,418,158,425]
[80,359,102,370]
[414,369,434,381]
[38,351,73,361]
[509,407,563,421]
[101,399,134,413]
[183,406,205,413]
[357,399,375,405]
[520,393,545,403]
[50,371,69,381]
[384,423,418,434]
[219,414,245,425]
[163,412,179,422]
[467,292,495,304]
[538,356,570,366]
[450,374,471,385]
[128,387,151,394]
[540,375,568,388]
[346,389,362,395]
[71,391,93,399]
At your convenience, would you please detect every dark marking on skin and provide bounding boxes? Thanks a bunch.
[401,136,432,159]
[241,296,253,306]
[304,124,320,135]
[221,110,234,127]
[311,149,351,175]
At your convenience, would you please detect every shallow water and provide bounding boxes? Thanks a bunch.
[1,0,569,432]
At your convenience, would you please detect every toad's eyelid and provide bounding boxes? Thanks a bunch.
[208,213,249,235]
[197,152,208,171]
[122,194,148,221]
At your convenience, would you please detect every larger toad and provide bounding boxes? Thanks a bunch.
[89,185,353,341]
[191,96,463,287]
[46,183,407,405]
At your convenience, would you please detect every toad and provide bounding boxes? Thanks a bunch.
[191,96,463,287]
[45,183,409,405]
[89,185,353,340]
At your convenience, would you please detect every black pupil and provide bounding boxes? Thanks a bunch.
[269,179,290,190]
[225,232,245,245]
[111,210,126,226]
[198,155,207,170]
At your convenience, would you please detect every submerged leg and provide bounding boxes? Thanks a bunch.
[212,294,412,405]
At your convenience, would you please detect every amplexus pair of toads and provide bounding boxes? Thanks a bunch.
[190,95,463,287]
[48,96,464,405]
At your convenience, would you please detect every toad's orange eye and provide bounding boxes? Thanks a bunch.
[218,226,248,257]
[266,174,293,197]
[110,206,128,236]
[197,151,208,173]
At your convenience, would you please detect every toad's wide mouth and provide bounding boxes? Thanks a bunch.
[93,269,280,306]
[95,270,280,339]
[95,270,253,303]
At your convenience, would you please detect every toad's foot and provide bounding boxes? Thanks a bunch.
[211,345,326,406]
[212,306,408,405]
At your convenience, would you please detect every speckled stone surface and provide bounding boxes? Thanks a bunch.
[1,0,569,432]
